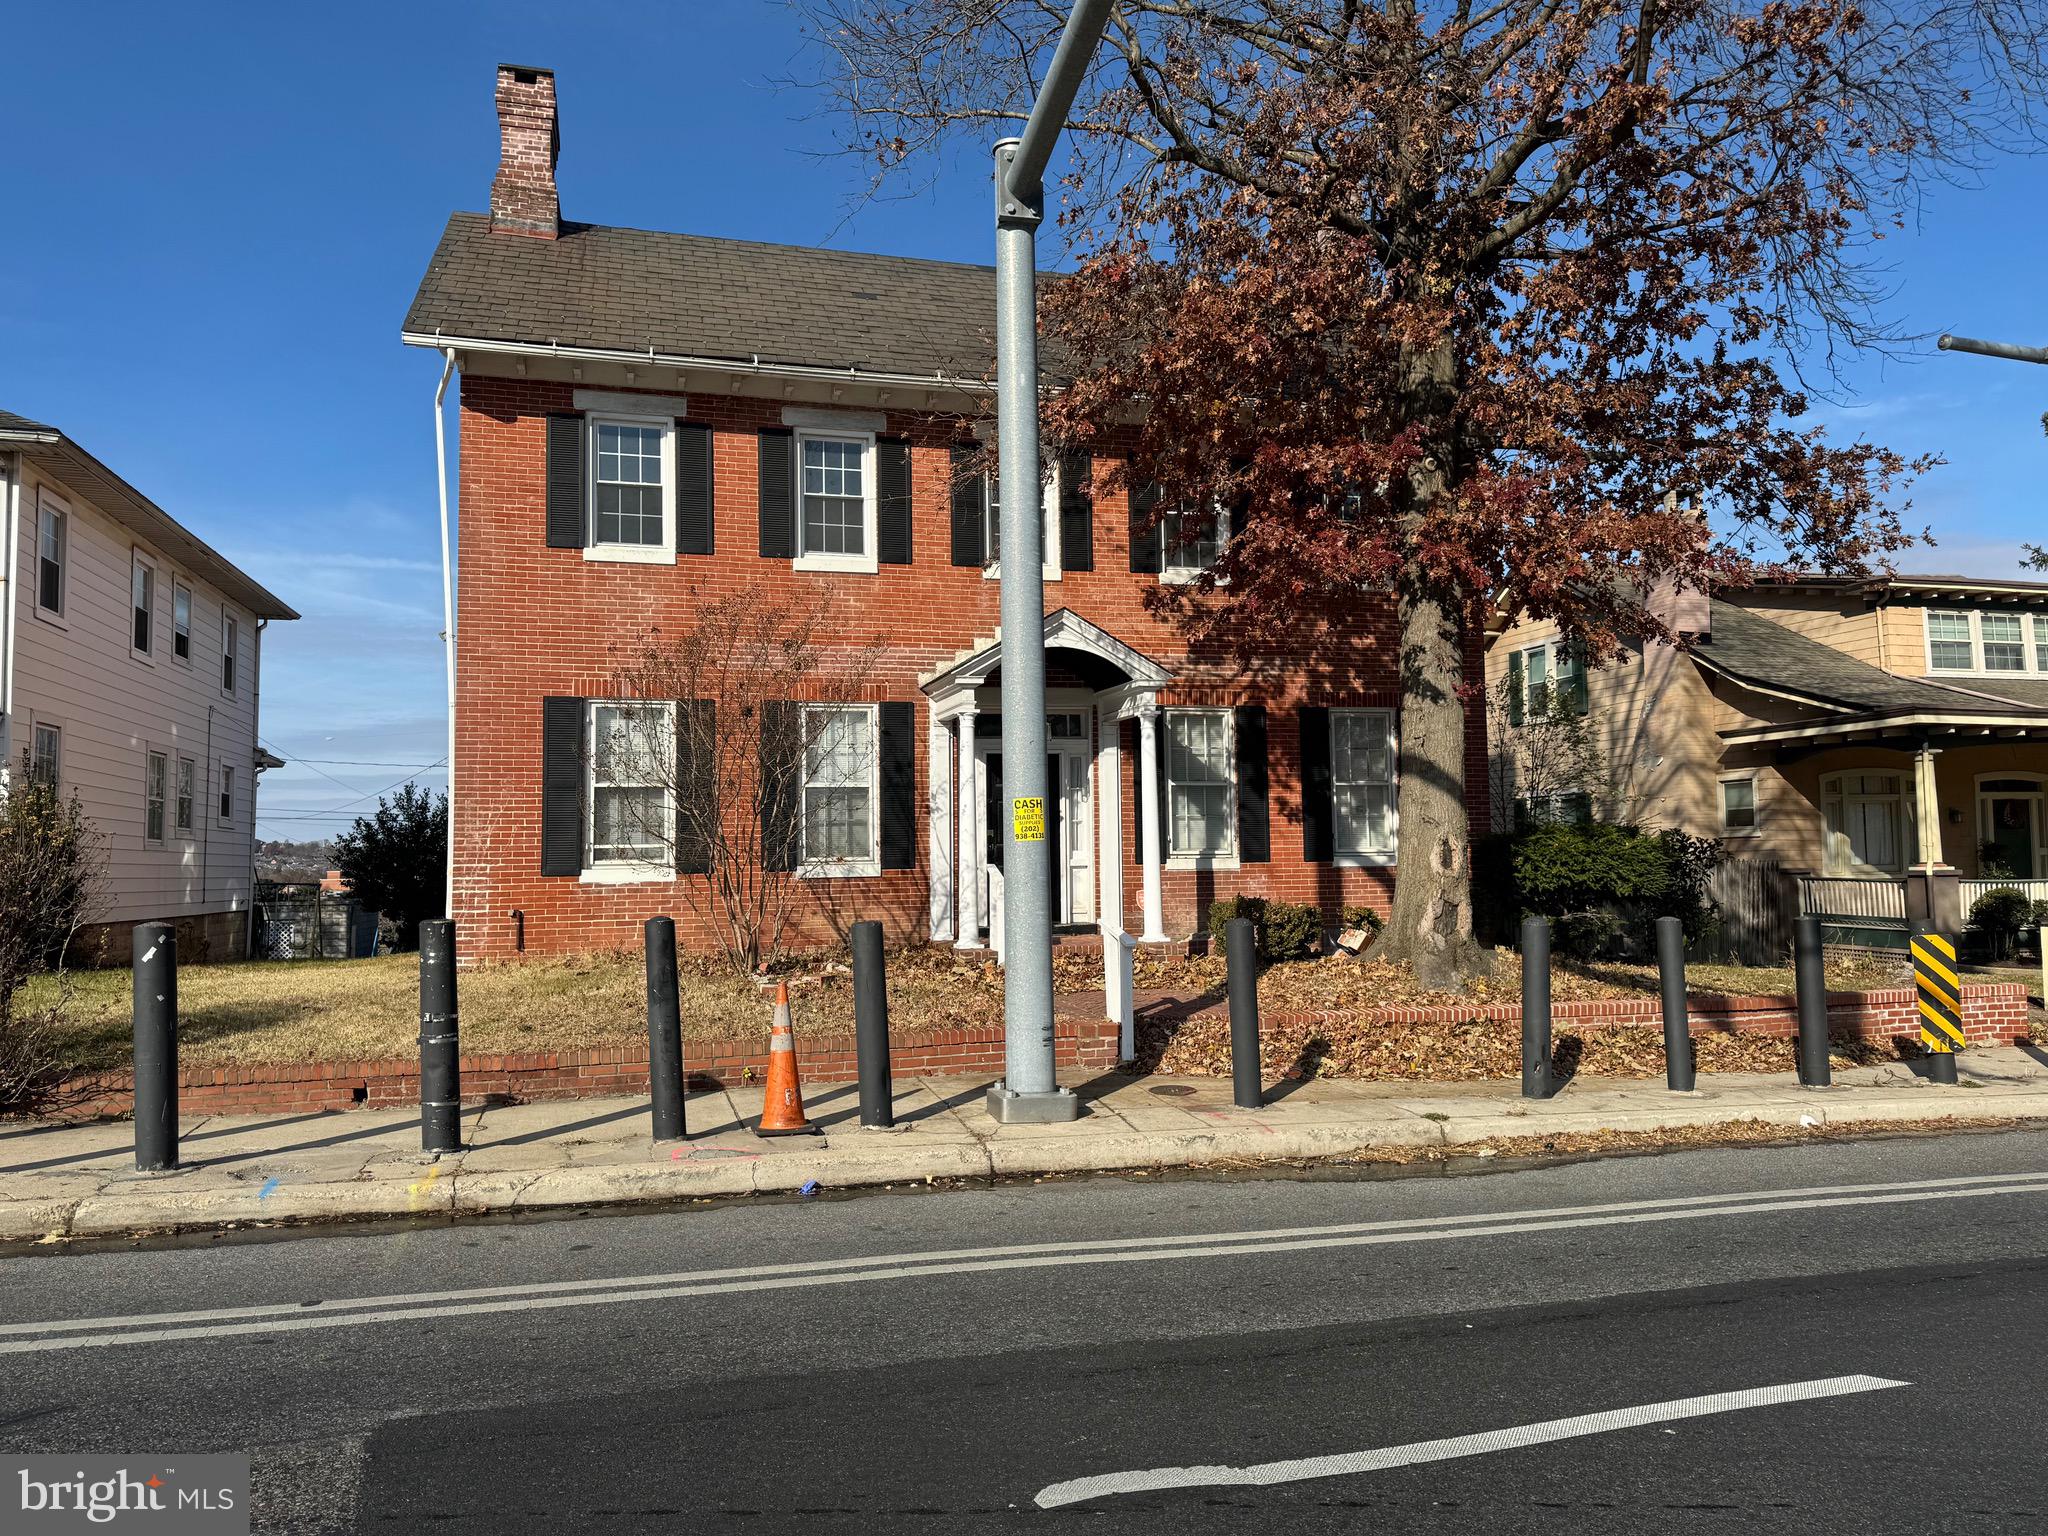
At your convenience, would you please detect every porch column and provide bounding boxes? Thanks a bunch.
[927,706,954,942]
[954,706,983,949]
[1912,742,1945,868]
[1136,700,1168,942]
[1095,702,1125,931]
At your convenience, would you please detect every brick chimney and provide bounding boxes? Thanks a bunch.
[489,64,560,239]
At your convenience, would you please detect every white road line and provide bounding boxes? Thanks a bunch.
[7,1166,2043,1341]
[5,1177,2048,1355]
[1033,1374,1910,1509]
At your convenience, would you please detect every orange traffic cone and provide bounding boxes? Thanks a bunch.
[757,980,819,1137]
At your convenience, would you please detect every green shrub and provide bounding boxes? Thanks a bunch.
[1206,895,1324,961]
[1554,909,1627,961]
[1513,822,1672,913]
[1472,821,1725,952]
[1970,886,2033,939]
[2030,899,2048,933]
[1340,904,1384,935]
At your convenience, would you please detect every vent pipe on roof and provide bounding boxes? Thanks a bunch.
[490,64,560,239]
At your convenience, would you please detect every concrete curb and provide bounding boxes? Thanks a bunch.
[8,1090,2047,1243]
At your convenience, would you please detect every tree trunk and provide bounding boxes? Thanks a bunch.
[1364,566,1492,990]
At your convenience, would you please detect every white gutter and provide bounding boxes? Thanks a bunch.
[399,330,987,398]
[434,346,458,919]
[0,451,19,785]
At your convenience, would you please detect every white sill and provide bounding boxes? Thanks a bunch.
[799,860,882,880]
[1333,851,1397,868]
[132,648,156,667]
[794,552,879,576]
[583,544,675,566]
[1720,827,1762,839]
[1166,852,1240,872]
[31,606,66,631]
[1160,568,1229,587]
[580,863,676,885]
[983,564,1060,583]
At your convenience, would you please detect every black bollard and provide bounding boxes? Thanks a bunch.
[1226,917,1262,1110]
[1521,915,1553,1099]
[418,919,462,1152]
[1656,915,1696,1092]
[852,920,894,1128]
[132,922,179,1172]
[1793,914,1831,1088]
[646,917,687,1140]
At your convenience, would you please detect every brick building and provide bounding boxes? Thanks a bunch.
[403,64,1488,963]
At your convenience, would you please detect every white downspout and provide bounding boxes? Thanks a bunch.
[0,451,20,788]
[434,347,458,920]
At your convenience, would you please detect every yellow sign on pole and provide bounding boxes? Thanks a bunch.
[1912,931,1965,1055]
[1011,795,1046,843]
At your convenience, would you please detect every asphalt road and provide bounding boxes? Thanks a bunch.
[6,1130,2048,1533]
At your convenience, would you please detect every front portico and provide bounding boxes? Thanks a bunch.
[921,608,1176,951]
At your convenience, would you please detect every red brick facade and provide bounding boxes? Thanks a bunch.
[451,371,1490,961]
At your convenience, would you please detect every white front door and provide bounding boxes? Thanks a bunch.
[974,722,1095,928]
[1059,742,1094,925]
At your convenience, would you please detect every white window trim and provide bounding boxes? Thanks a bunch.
[981,464,1062,583]
[144,748,168,846]
[1923,607,2048,678]
[581,698,678,884]
[798,702,881,878]
[1511,639,1585,721]
[221,611,240,696]
[1163,706,1238,868]
[792,428,880,575]
[1718,770,1761,838]
[34,489,68,625]
[583,413,678,566]
[1331,706,1400,867]
[30,721,61,788]
[1160,503,1231,585]
[130,549,159,664]
[170,578,193,665]
[1819,770,1913,876]
[1974,771,2047,879]
[217,760,236,827]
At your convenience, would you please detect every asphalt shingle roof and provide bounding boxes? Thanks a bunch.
[403,212,1018,381]
[1702,600,2048,717]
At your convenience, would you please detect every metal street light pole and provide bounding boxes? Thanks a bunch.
[985,0,1116,1125]
[1938,333,2048,366]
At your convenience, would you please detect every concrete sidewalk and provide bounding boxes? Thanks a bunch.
[9,1047,2048,1242]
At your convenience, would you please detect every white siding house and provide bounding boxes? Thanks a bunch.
[0,410,296,962]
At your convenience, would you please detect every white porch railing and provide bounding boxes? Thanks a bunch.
[1961,877,2048,914]
[1797,876,1907,924]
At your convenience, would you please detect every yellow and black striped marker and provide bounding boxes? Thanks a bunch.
[1913,931,1966,1055]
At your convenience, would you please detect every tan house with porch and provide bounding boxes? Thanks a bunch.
[1486,573,2048,947]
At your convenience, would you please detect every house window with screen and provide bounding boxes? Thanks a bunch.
[1720,776,1758,835]
[587,701,674,868]
[1331,709,1397,859]
[145,751,167,843]
[592,421,665,548]
[31,724,60,787]
[796,433,875,572]
[131,553,156,656]
[801,705,877,873]
[1161,504,1228,582]
[1981,612,2026,672]
[1165,709,1235,858]
[36,495,66,615]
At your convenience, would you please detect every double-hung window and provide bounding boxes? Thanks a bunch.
[172,581,192,662]
[1981,612,2027,672]
[175,756,196,835]
[587,701,674,873]
[1331,708,1397,861]
[1926,608,2048,676]
[131,552,157,658]
[1507,639,1587,724]
[145,750,167,843]
[982,463,1061,581]
[1165,709,1235,859]
[218,763,236,825]
[2036,615,2048,673]
[31,724,60,788]
[1822,772,1906,874]
[36,493,66,616]
[1161,503,1229,583]
[796,432,877,573]
[221,613,239,695]
[586,417,674,562]
[1927,610,1975,671]
[800,704,878,874]
[1720,774,1759,836]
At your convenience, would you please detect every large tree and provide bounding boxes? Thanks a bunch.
[332,783,447,951]
[803,0,2044,987]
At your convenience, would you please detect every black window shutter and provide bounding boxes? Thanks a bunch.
[540,696,586,875]
[1234,705,1270,863]
[758,428,795,559]
[676,422,714,555]
[1059,451,1094,572]
[878,701,915,869]
[675,699,715,874]
[877,438,913,565]
[1129,480,1163,573]
[950,443,986,567]
[760,700,800,871]
[1299,706,1333,863]
[545,414,586,549]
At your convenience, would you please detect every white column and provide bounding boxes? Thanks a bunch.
[1137,700,1168,942]
[927,708,954,942]
[1095,703,1125,931]
[1912,742,1945,867]
[954,707,983,948]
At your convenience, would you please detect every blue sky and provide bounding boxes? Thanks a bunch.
[4,1,2046,844]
